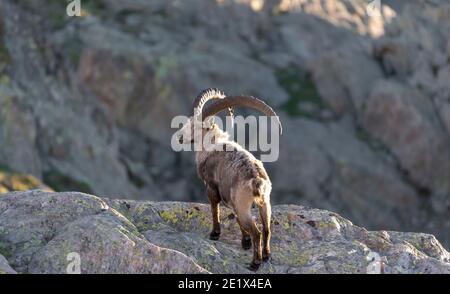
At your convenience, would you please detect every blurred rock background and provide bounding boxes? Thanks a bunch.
[0,0,448,248]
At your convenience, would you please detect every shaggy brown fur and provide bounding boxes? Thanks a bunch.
[179,122,272,270]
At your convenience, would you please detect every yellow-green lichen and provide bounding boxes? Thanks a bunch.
[160,210,179,225]
[271,242,309,267]
[0,184,7,193]
[158,204,211,232]
[134,215,152,231]
[0,170,47,193]
[294,252,311,266]
[184,206,211,230]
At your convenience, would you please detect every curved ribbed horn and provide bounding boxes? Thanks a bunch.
[192,88,234,122]
[202,95,282,134]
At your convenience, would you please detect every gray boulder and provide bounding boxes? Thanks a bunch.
[0,190,206,274]
[0,254,16,274]
[0,190,448,274]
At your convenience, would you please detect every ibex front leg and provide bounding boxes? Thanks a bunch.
[207,186,221,240]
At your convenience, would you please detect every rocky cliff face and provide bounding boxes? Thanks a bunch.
[0,0,449,249]
[0,190,449,274]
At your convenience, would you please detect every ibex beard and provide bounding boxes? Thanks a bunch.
[175,88,282,271]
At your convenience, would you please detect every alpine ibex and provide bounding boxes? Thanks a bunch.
[177,88,282,270]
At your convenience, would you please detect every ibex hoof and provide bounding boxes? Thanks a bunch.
[241,236,251,250]
[248,261,261,271]
[263,253,271,262]
[209,231,220,240]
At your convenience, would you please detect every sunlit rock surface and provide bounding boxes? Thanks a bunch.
[0,190,448,274]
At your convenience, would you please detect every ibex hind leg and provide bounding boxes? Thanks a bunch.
[207,186,221,240]
[259,201,271,262]
[234,190,262,271]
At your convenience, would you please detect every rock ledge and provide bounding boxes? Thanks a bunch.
[0,190,449,274]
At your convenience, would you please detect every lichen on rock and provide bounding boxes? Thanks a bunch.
[0,168,51,193]
[0,190,448,274]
